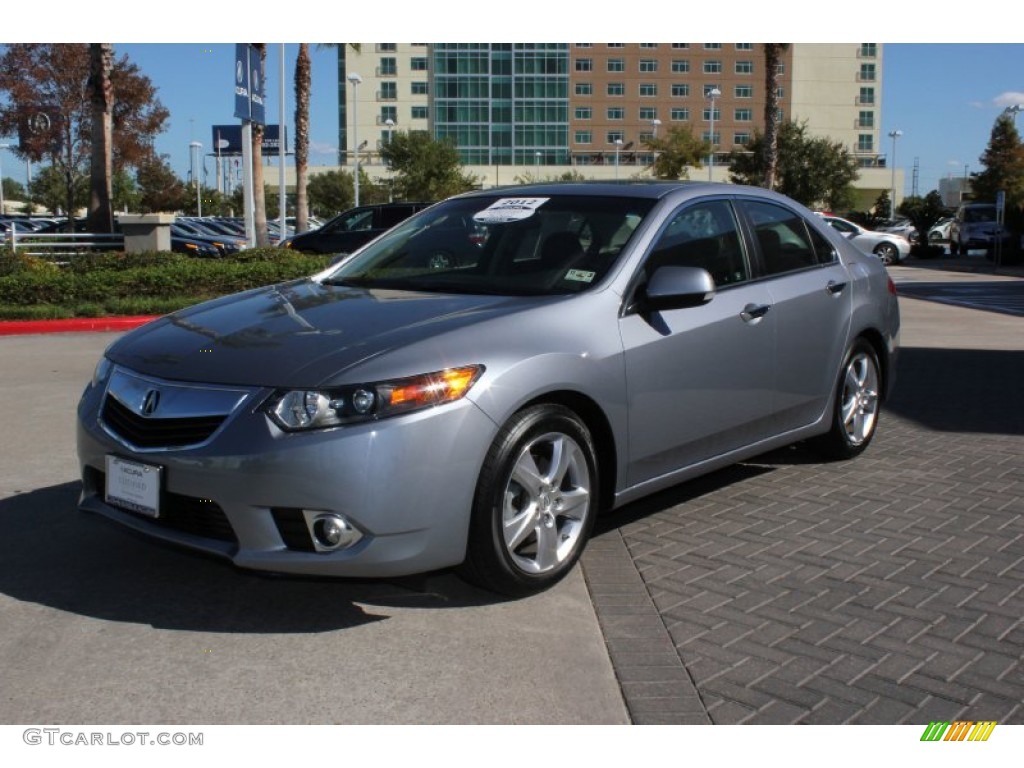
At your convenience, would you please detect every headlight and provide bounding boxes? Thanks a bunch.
[91,356,113,388]
[266,365,485,432]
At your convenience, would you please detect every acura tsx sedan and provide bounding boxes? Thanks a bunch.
[77,182,900,597]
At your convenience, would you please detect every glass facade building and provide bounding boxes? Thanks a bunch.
[430,44,570,165]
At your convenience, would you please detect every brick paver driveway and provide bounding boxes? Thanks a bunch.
[582,267,1024,724]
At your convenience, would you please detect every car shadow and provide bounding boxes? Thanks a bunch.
[886,346,1024,435]
[0,483,502,633]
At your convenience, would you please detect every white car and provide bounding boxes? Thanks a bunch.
[928,217,954,242]
[817,214,911,265]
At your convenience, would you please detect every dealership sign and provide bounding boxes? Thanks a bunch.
[233,43,265,125]
[212,125,287,155]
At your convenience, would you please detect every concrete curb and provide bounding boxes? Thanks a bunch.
[0,316,158,336]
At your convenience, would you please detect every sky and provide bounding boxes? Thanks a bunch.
[2,7,1023,202]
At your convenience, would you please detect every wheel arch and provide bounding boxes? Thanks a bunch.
[519,390,618,514]
[855,327,891,402]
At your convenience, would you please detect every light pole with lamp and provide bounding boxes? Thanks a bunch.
[190,141,203,217]
[347,72,363,207]
[888,129,902,221]
[384,118,395,202]
[614,139,623,179]
[0,143,9,216]
[707,87,721,182]
[535,150,541,178]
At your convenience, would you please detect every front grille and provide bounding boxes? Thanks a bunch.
[87,467,238,544]
[102,394,226,449]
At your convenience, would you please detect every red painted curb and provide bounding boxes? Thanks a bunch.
[0,316,159,336]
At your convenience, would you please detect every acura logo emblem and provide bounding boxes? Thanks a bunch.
[141,389,161,416]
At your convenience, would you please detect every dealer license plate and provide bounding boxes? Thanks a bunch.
[105,455,162,518]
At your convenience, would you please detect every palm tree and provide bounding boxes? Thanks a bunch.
[252,44,269,246]
[87,43,114,232]
[293,43,360,234]
[762,44,789,190]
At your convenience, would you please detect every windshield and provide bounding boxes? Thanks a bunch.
[320,194,656,296]
[963,206,996,224]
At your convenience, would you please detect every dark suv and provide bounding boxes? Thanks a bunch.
[280,202,430,255]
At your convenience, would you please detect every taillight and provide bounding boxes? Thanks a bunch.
[887,277,897,295]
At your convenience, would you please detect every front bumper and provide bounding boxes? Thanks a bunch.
[76,371,498,578]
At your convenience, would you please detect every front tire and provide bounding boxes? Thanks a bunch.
[874,242,899,265]
[812,340,881,460]
[460,404,598,597]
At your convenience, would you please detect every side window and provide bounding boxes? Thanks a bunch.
[807,224,838,264]
[645,200,749,286]
[379,206,413,228]
[742,201,819,276]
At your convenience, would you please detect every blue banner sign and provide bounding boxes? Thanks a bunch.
[233,43,265,125]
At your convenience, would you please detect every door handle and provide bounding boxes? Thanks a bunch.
[740,303,771,322]
[826,280,847,295]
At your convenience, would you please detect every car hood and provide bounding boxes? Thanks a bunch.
[106,279,541,387]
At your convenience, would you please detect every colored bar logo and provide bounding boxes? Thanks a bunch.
[920,721,997,742]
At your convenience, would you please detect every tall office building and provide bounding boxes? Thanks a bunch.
[337,43,894,205]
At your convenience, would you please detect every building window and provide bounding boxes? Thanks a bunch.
[671,83,690,97]
[574,43,592,48]
[735,60,753,75]
[607,130,625,143]
[735,84,753,98]
[734,108,752,121]
[380,106,397,123]
[575,130,592,144]
[702,130,721,144]
[858,134,874,152]
[377,43,397,52]
[703,107,721,122]
[411,81,428,95]
[640,43,658,48]
[639,83,657,97]
[607,58,625,72]
[607,107,625,120]
[575,106,592,119]
[859,86,875,105]
[411,105,428,120]
[859,63,876,81]
[703,60,722,74]
[379,81,397,100]
[858,110,874,128]
[575,58,593,72]
[379,57,397,76]
[576,82,593,96]
[735,43,753,50]
[703,84,721,97]
[704,43,722,49]
[410,57,428,71]
[639,59,658,72]
[607,43,625,48]
[734,132,751,145]
[860,43,877,57]
[671,43,690,49]
[671,108,690,121]
[639,107,657,120]
[639,131,655,143]
[607,82,625,96]
[671,59,690,73]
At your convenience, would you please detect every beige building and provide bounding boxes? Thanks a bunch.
[330,43,900,211]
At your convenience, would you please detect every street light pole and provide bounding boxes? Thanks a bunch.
[614,139,623,179]
[347,72,363,207]
[190,141,203,217]
[384,118,395,202]
[707,87,721,182]
[888,129,902,220]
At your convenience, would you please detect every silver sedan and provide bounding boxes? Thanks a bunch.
[77,183,900,596]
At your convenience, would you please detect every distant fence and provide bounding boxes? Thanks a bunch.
[3,230,125,257]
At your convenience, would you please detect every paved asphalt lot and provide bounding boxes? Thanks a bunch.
[0,261,1020,726]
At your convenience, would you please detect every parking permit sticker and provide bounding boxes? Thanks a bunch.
[473,197,549,224]
[565,269,596,283]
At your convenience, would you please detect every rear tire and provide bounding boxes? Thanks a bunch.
[811,339,881,460]
[459,404,598,597]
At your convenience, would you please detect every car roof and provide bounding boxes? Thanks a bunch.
[455,180,720,202]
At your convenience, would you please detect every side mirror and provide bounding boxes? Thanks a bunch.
[639,265,716,313]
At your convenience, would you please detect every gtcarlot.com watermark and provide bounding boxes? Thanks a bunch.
[23,728,203,747]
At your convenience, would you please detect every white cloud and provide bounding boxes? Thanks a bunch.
[994,92,1024,107]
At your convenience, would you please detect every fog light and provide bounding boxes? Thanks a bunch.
[308,512,362,551]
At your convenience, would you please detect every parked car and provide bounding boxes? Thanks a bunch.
[76,183,900,596]
[816,213,911,265]
[949,202,1012,256]
[279,202,431,255]
[928,217,954,242]
[876,218,919,244]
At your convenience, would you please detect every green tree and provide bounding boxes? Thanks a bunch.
[29,164,87,215]
[112,168,140,213]
[2,177,27,204]
[0,44,169,229]
[307,169,354,215]
[643,126,708,179]
[762,43,790,189]
[971,113,1024,209]
[729,121,859,209]
[135,154,189,213]
[897,190,947,255]
[380,131,477,201]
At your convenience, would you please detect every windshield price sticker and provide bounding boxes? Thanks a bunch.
[473,198,549,224]
[565,269,596,283]
[105,455,162,518]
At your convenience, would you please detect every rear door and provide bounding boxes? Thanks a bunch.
[737,199,852,432]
